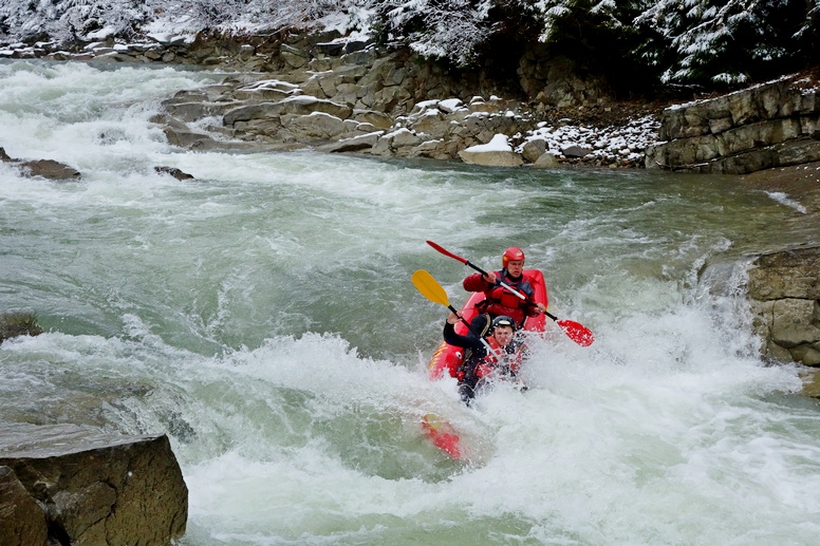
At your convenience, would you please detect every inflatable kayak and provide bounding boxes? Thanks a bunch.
[427,269,549,379]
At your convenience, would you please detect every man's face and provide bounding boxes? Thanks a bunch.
[506,259,524,278]
[492,326,514,347]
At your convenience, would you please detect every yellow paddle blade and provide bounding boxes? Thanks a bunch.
[411,269,450,307]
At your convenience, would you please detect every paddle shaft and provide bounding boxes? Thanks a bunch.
[425,241,595,346]
[447,305,494,352]
[411,269,494,351]
[426,240,526,300]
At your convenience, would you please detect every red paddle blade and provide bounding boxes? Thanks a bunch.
[426,240,468,264]
[557,319,595,346]
[422,414,463,459]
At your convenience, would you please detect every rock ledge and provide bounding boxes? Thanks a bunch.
[0,423,187,546]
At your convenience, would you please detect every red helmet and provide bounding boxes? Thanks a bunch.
[502,247,525,267]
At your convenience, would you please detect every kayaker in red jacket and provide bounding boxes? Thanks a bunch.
[462,247,546,327]
[443,313,525,403]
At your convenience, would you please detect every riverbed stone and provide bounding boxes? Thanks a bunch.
[521,138,547,163]
[532,152,560,168]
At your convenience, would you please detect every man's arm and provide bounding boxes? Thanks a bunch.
[463,272,492,292]
[443,315,490,350]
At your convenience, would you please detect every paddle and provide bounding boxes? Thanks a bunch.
[411,268,461,316]
[411,269,493,351]
[426,240,525,300]
[425,240,595,347]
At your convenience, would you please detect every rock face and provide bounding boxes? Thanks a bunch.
[746,245,820,365]
[646,76,820,174]
[0,423,188,546]
[155,52,537,163]
[0,466,49,546]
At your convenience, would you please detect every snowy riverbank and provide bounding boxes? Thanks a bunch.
[1,33,666,169]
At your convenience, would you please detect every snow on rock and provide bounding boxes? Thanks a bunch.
[438,98,464,113]
[465,133,513,152]
[458,134,524,167]
[516,115,661,167]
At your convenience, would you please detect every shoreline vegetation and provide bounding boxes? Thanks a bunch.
[0,311,42,344]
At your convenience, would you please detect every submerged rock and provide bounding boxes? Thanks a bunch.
[0,311,43,344]
[0,147,81,180]
[155,166,195,180]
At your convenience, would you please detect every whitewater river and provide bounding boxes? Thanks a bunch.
[2,59,820,545]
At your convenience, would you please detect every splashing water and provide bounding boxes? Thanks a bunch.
[2,59,820,545]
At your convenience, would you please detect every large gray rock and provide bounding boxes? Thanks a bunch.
[280,112,347,140]
[747,245,820,365]
[0,423,188,546]
[521,138,547,163]
[0,466,48,546]
[458,134,524,167]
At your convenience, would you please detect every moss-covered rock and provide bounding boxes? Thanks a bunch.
[0,312,43,344]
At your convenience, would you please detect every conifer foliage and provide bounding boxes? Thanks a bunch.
[0,0,817,89]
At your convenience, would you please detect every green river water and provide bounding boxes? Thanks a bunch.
[1,59,820,545]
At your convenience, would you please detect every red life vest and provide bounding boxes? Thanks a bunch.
[478,270,536,325]
[476,337,523,378]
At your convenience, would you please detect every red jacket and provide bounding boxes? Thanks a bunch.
[462,269,540,326]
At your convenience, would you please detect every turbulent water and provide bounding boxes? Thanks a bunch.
[2,59,820,545]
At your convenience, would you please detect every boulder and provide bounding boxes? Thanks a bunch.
[278,95,352,119]
[0,466,48,546]
[161,101,241,122]
[0,423,188,546]
[0,148,81,180]
[532,152,560,168]
[319,131,383,153]
[154,166,194,180]
[0,311,43,343]
[408,138,452,160]
[521,138,547,163]
[280,112,347,140]
[223,102,284,126]
[163,126,219,149]
[747,245,820,301]
[561,145,592,159]
[458,134,524,167]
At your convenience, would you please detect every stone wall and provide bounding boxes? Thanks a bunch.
[746,245,820,365]
[646,76,820,174]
